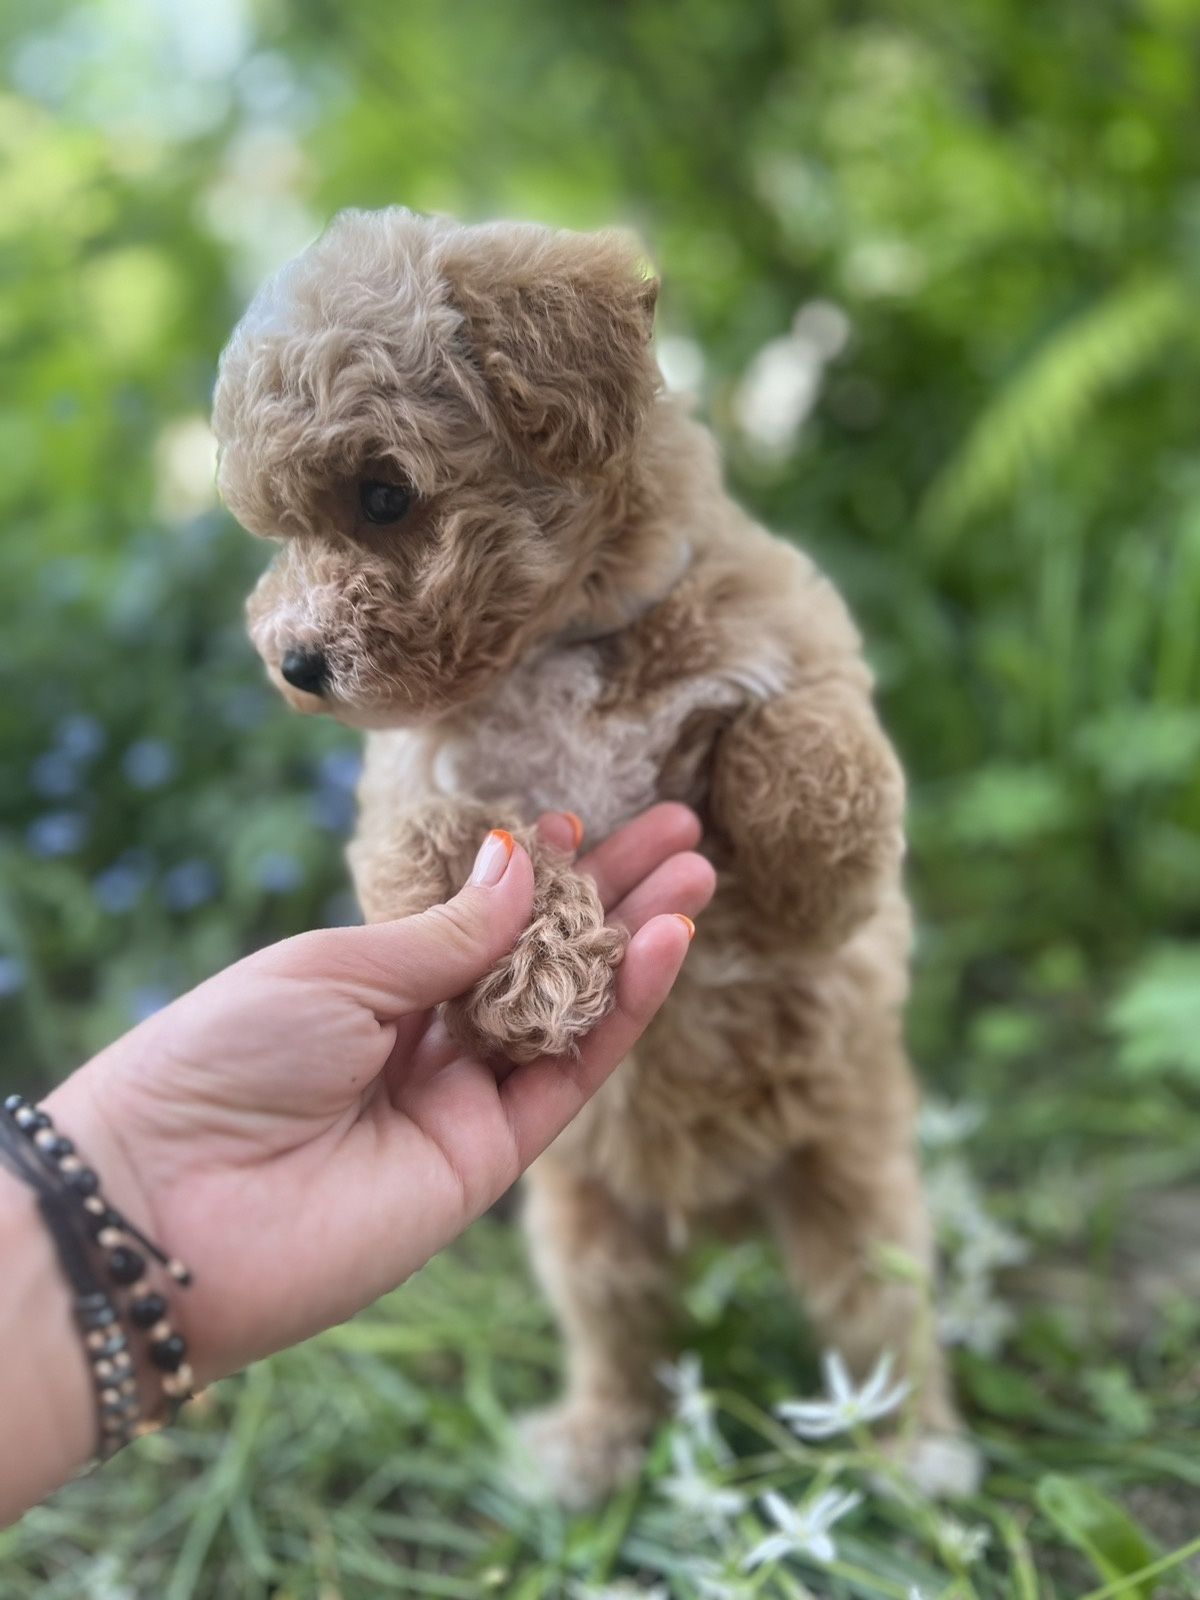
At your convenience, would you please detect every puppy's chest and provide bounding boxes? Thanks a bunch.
[432,644,748,836]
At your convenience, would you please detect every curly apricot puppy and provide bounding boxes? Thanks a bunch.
[213,209,979,1503]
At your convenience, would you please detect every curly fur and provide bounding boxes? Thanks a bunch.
[214,207,978,1503]
[443,833,627,1063]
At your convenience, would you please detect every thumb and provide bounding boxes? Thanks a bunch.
[260,831,537,1015]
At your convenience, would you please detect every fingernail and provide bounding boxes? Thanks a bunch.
[563,811,584,850]
[470,829,514,887]
[673,914,696,941]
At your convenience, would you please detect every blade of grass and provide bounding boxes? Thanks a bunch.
[165,1366,274,1600]
[1076,1533,1200,1600]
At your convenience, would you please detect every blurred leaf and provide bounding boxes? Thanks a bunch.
[1076,705,1200,792]
[958,1353,1051,1423]
[1108,945,1200,1080]
[1082,1367,1154,1438]
[933,764,1077,848]
[1035,1475,1157,1598]
[968,1005,1048,1060]
[922,275,1193,541]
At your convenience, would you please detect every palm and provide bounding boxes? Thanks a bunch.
[51,805,713,1386]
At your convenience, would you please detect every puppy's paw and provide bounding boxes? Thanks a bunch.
[445,849,626,1063]
[879,1430,984,1500]
[511,1402,648,1508]
[905,1431,984,1499]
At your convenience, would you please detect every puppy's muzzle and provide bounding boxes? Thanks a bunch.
[280,646,329,696]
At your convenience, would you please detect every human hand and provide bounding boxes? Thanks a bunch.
[47,804,714,1387]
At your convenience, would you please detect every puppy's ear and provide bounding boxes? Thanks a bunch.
[443,226,660,476]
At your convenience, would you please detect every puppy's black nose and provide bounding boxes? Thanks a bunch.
[280,647,329,696]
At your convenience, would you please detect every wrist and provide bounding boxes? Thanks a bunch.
[46,1049,236,1391]
[43,1071,162,1274]
[0,1164,96,1523]
[36,1074,199,1405]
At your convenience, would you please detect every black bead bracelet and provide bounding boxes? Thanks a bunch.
[0,1094,195,1457]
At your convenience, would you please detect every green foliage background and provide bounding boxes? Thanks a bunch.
[2,1,1200,1595]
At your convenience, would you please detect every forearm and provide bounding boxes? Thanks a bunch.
[0,1165,97,1524]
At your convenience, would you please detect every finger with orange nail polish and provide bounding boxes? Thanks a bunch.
[563,811,584,850]
[469,829,515,887]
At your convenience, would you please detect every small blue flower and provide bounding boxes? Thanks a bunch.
[310,748,361,833]
[317,749,362,792]
[254,851,304,893]
[0,956,26,997]
[30,750,80,799]
[161,859,218,912]
[180,510,221,548]
[55,714,106,762]
[122,739,177,790]
[311,787,356,834]
[27,810,88,858]
[49,391,81,422]
[129,984,172,1022]
[93,856,150,914]
[220,686,270,730]
[40,558,88,604]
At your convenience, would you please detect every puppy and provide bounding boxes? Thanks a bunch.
[213,209,978,1502]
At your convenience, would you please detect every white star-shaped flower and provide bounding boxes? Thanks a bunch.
[658,1435,746,1532]
[776,1350,910,1440]
[743,1486,862,1569]
[936,1516,990,1564]
[918,1098,984,1149]
[677,1556,757,1598]
[657,1352,726,1457]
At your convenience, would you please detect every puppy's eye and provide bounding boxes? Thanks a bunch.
[359,479,413,525]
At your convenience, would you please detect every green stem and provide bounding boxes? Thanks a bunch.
[1076,1534,1200,1600]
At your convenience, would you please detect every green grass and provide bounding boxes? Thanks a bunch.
[3,1071,1198,1600]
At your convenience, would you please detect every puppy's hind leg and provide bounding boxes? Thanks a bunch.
[515,1155,673,1508]
[763,1127,981,1499]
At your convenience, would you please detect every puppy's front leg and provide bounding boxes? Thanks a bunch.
[348,797,502,923]
[709,676,905,949]
[348,800,626,1063]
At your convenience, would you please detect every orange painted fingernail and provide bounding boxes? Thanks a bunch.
[563,811,584,849]
[470,829,514,887]
[673,914,696,941]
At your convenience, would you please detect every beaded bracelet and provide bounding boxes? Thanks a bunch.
[0,1119,140,1456]
[1,1094,195,1458]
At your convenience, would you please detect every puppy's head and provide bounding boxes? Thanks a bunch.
[213,209,660,725]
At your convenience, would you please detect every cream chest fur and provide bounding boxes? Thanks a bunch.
[365,636,786,839]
